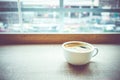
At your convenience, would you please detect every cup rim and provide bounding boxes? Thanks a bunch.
[62,41,95,53]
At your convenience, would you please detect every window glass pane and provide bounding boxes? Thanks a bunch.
[20,0,60,32]
[0,0,120,33]
[21,0,59,8]
[0,0,19,32]
[22,12,60,32]
[63,12,120,32]
[0,12,20,32]
[64,0,120,9]
[99,0,120,9]
[64,0,99,8]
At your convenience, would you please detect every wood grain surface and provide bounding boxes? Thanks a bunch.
[0,34,120,44]
[0,44,120,80]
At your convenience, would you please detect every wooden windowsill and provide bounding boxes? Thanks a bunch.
[0,34,120,44]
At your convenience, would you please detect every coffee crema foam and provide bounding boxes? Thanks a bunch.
[64,43,91,53]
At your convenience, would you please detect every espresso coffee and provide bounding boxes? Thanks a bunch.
[64,42,91,53]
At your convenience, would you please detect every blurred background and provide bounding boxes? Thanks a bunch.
[0,0,120,33]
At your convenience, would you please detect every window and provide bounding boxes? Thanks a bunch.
[0,0,120,33]
[0,0,120,44]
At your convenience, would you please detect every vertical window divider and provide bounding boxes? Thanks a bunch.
[59,0,64,31]
[17,0,23,32]
[90,0,94,17]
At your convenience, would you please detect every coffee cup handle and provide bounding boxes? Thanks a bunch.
[92,48,98,57]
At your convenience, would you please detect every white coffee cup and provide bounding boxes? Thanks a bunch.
[62,41,98,65]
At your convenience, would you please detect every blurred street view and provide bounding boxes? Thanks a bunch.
[0,0,120,33]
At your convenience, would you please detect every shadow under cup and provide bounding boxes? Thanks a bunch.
[62,41,98,66]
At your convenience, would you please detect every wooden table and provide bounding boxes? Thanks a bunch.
[0,44,120,80]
